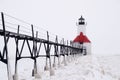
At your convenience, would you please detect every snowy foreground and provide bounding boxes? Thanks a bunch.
[41,55,120,80]
[0,55,120,80]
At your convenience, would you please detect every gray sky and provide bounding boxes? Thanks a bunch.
[0,0,120,55]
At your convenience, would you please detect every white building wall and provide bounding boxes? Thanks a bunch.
[83,43,91,55]
[72,42,91,55]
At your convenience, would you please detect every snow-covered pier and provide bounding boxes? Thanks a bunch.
[0,12,84,80]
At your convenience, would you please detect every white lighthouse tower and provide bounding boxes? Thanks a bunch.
[76,16,86,35]
[73,16,91,55]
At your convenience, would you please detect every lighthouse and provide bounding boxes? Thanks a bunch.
[73,16,91,55]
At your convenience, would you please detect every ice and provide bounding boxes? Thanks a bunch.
[0,54,120,80]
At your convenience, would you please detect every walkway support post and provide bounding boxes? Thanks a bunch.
[31,25,41,78]
[44,31,49,71]
[44,31,55,76]
[13,25,20,80]
[63,38,67,66]
[53,36,58,68]
[1,12,13,80]
[66,40,70,63]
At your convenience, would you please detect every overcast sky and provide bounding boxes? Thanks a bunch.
[0,0,120,55]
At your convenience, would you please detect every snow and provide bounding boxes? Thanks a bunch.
[0,54,120,80]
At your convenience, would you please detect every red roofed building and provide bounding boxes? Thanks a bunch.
[73,32,91,43]
[72,16,91,55]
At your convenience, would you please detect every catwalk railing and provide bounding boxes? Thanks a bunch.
[0,12,85,80]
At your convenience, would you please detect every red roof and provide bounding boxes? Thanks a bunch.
[73,32,91,43]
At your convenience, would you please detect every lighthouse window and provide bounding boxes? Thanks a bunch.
[82,20,84,22]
